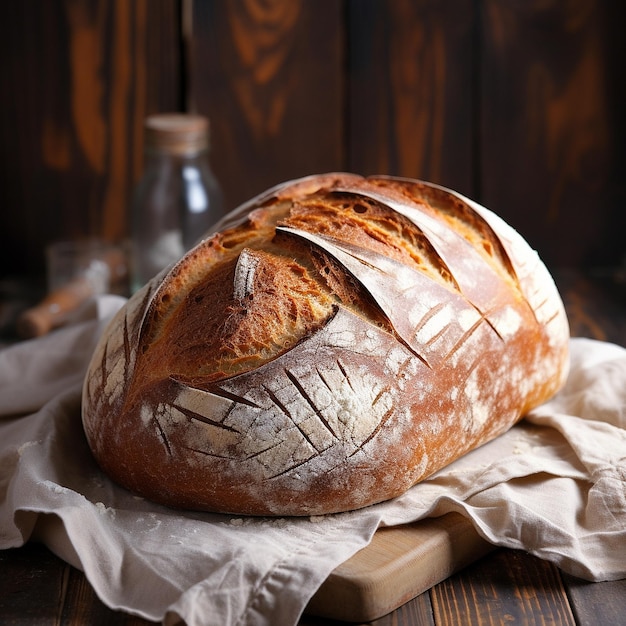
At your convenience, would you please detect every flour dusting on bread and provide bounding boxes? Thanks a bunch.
[82,173,569,516]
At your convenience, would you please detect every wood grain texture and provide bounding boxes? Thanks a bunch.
[301,593,436,626]
[307,513,493,622]
[2,542,625,626]
[1,0,625,282]
[347,0,476,197]
[562,573,626,626]
[190,0,344,211]
[479,0,626,269]
[554,270,626,347]
[0,0,181,279]
[0,543,67,622]
[431,550,577,626]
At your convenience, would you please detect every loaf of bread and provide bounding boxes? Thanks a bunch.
[82,173,569,516]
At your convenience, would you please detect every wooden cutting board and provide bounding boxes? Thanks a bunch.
[306,512,494,622]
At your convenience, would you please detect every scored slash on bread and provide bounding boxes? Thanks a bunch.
[82,173,569,516]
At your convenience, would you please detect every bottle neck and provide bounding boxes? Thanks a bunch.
[142,147,210,173]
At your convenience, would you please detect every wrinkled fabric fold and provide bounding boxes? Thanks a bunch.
[1,297,625,626]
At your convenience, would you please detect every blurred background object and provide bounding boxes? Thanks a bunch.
[0,0,624,322]
[130,112,224,292]
[16,239,127,338]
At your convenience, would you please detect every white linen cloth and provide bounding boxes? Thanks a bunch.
[1,295,625,626]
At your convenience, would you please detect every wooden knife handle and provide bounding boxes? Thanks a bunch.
[16,246,127,340]
[16,274,96,339]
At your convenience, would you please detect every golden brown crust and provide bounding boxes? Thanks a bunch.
[82,174,569,516]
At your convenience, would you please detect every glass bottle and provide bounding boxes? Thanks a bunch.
[130,113,224,292]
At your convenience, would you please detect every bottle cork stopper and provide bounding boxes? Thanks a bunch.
[145,113,210,155]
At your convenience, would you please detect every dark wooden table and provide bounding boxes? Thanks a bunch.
[1,270,625,625]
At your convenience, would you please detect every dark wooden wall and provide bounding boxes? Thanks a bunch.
[1,0,624,281]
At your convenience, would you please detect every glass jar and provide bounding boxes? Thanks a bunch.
[130,113,224,292]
